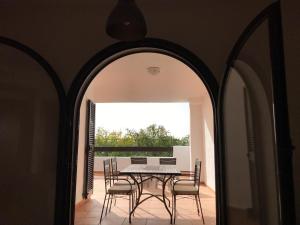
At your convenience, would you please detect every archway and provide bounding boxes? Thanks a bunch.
[223,60,279,225]
[66,38,219,225]
[0,37,66,225]
[217,2,295,224]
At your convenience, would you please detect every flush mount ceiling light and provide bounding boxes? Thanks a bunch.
[106,0,147,41]
[147,66,160,76]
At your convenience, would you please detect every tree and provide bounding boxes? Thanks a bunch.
[94,124,189,156]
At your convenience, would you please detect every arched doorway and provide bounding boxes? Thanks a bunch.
[223,61,279,225]
[66,38,219,225]
[218,2,295,225]
[0,37,66,225]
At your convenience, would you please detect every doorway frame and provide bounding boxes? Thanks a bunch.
[66,38,220,225]
[218,2,295,224]
[0,36,68,225]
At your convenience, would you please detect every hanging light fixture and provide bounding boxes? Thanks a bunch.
[106,0,147,41]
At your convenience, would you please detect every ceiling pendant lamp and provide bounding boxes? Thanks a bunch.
[106,0,147,41]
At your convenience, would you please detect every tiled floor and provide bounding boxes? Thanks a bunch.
[75,176,216,225]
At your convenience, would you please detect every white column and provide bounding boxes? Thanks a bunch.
[202,96,215,191]
[189,102,206,182]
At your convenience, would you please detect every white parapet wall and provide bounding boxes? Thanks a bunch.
[172,146,192,171]
[94,146,191,172]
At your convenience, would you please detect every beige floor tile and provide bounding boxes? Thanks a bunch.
[75,176,216,225]
[122,218,147,225]
[75,217,100,225]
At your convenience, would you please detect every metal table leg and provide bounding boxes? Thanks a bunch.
[128,174,174,224]
[128,174,142,223]
[162,175,174,224]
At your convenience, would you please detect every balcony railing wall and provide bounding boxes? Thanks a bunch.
[94,146,192,173]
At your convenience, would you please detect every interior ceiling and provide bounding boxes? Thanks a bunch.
[88,52,208,103]
[0,0,272,90]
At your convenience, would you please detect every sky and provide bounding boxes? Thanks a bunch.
[95,103,190,138]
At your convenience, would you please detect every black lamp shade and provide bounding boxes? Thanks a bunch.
[106,0,147,41]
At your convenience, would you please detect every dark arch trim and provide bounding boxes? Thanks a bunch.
[224,3,275,68]
[0,37,66,98]
[66,38,220,225]
[0,36,68,225]
[218,2,295,224]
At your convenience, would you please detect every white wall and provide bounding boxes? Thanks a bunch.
[202,95,215,191]
[189,102,204,179]
[224,71,253,209]
[189,100,215,186]
[173,146,192,171]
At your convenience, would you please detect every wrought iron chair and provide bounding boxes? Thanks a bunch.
[99,159,136,224]
[111,157,134,185]
[171,159,205,224]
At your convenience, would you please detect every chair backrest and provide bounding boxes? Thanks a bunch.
[131,157,147,164]
[103,159,111,191]
[194,159,202,187]
[111,157,118,182]
[159,157,176,165]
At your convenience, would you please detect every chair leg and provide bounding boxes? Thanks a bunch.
[132,192,135,205]
[197,194,205,224]
[174,195,177,224]
[109,194,113,212]
[132,191,135,206]
[131,193,134,216]
[99,194,107,224]
[195,195,200,215]
[171,194,174,224]
[105,194,111,216]
[129,194,132,217]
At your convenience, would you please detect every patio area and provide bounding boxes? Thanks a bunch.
[75,175,216,225]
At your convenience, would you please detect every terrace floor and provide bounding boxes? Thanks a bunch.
[75,175,216,225]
